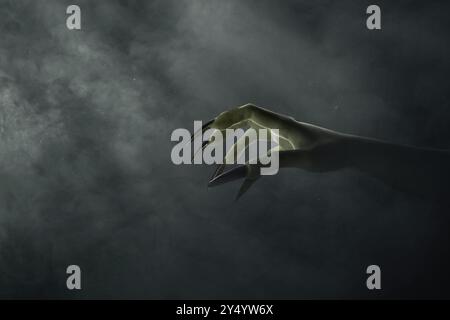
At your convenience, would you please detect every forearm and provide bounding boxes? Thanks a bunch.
[341,134,450,201]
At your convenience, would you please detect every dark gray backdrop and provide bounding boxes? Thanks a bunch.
[1,0,449,298]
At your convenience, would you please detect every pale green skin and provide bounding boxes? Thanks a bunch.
[200,104,450,201]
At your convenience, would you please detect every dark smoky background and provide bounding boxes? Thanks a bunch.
[0,0,449,298]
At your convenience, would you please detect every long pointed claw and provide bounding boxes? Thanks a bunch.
[190,119,214,143]
[235,178,258,200]
[208,165,247,187]
[210,164,226,181]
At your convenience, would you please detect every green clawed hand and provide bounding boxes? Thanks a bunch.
[192,103,351,199]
